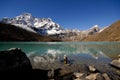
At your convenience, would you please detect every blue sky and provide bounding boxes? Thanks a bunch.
[0,0,120,30]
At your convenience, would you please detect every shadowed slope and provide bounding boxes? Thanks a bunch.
[0,22,61,41]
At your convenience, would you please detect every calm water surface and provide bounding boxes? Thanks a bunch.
[0,42,120,68]
[0,42,120,57]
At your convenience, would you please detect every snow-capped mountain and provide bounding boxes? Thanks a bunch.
[99,26,108,33]
[87,25,100,35]
[62,25,104,41]
[77,25,100,36]
[34,18,64,35]
[90,25,100,31]
[1,13,107,41]
[1,13,64,35]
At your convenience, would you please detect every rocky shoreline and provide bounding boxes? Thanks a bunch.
[0,48,120,80]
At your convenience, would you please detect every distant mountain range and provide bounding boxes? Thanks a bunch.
[0,13,120,41]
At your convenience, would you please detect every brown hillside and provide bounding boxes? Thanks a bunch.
[82,20,120,41]
[0,22,61,41]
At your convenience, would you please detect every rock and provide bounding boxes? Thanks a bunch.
[89,65,96,72]
[110,59,120,69]
[73,72,84,78]
[118,54,120,58]
[0,48,51,80]
[48,68,54,79]
[96,73,104,80]
[8,48,21,51]
[86,73,99,80]
[0,48,32,72]
[110,54,120,69]
[73,72,84,80]
[102,73,110,80]
[77,64,89,74]
[33,56,45,63]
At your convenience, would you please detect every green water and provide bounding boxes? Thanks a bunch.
[1,42,120,71]
[0,42,120,59]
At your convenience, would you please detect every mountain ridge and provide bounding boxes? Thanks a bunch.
[82,20,120,41]
[0,22,61,41]
[1,13,120,42]
[2,13,65,36]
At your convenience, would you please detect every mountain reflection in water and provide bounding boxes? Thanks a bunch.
[0,42,120,59]
[0,42,120,63]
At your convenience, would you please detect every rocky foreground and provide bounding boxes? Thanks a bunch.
[0,48,120,80]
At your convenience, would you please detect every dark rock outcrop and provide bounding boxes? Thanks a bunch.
[0,22,61,42]
[0,48,32,72]
[0,48,48,79]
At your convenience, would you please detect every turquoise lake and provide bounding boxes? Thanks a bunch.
[0,42,120,68]
[0,42,120,59]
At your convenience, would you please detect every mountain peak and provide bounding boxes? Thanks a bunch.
[17,13,34,20]
[91,25,99,29]
[40,18,52,22]
[1,13,64,36]
[93,25,99,27]
[21,13,32,17]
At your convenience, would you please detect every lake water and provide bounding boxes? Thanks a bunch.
[0,42,120,69]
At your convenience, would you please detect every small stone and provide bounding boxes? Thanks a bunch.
[102,73,110,80]
[96,73,104,80]
[89,66,96,72]
[33,56,45,63]
[118,54,120,58]
[73,72,84,78]
[86,73,99,80]
[48,68,54,78]
[118,54,120,62]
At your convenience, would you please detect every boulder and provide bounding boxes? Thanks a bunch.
[0,48,50,79]
[0,48,32,72]
[110,59,120,69]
